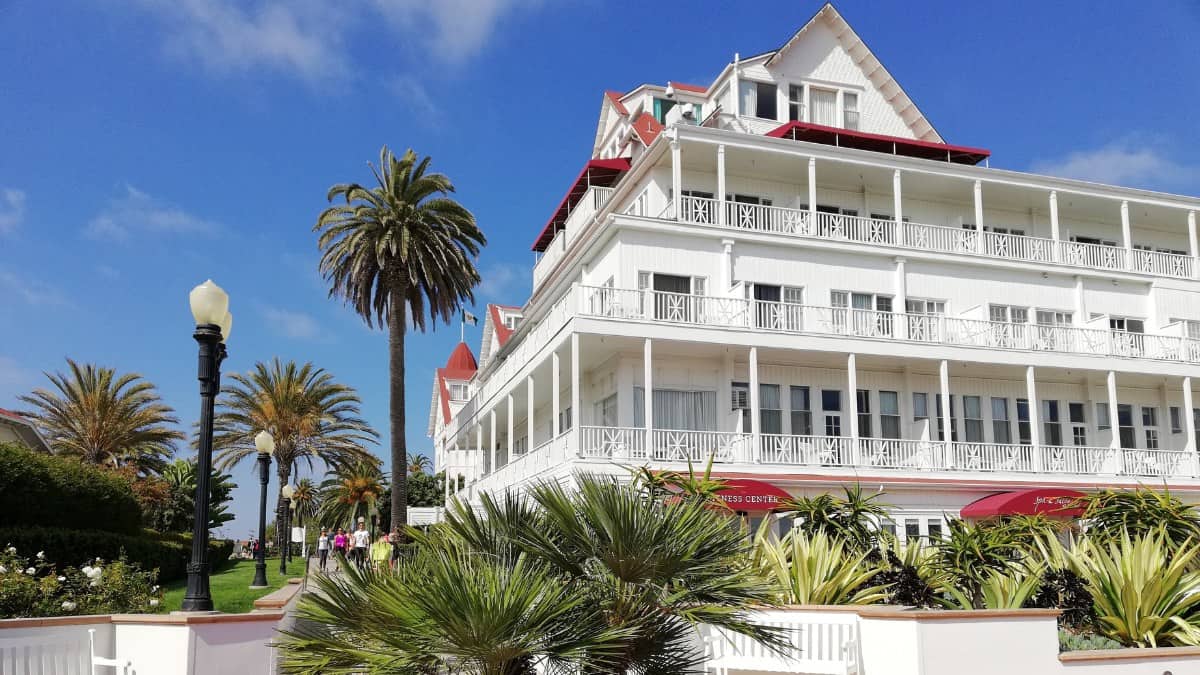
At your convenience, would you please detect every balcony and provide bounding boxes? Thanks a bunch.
[533,186,615,287]
[576,286,1200,365]
[673,195,1196,279]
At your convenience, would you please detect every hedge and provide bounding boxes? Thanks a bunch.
[0,442,141,535]
[0,527,234,583]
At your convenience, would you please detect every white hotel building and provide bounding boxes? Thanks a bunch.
[430,4,1200,536]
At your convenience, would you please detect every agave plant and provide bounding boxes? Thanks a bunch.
[939,567,1043,610]
[1076,488,1200,548]
[753,527,889,606]
[1069,531,1200,647]
[930,518,1023,609]
[867,533,946,608]
[780,484,889,553]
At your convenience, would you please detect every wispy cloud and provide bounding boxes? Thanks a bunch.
[0,270,70,308]
[388,76,440,120]
[1031,137,1200,192]
[86,185,221,241]
[477,262,528,303]
[264,306,322,340]
[370,0,544,65]
[0,188,26,235]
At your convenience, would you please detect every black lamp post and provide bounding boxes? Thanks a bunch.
[250,431,274,589]
[280,483,294,575]
[181,280,232,612]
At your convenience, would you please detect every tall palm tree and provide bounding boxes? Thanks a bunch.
[317,461,385,533]
[211,358,379,566]
[292,477,319,530]
[315,146,485,532]
[18,358,183,474]
[406,452,431,475]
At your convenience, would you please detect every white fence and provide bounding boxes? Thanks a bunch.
[0,619,112,675]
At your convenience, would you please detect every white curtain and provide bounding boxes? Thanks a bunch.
[811,89,836,126]
[739,81,755,117]
[634,388,717,430]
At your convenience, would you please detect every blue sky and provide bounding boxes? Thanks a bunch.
[2,0,1198,536]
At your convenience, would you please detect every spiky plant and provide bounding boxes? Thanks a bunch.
[780,484,889,553]
[752,527,889,606]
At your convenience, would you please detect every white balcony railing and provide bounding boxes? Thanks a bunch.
[671,196,1195,280]
[533,186,615,287]
[575,286,1200,366]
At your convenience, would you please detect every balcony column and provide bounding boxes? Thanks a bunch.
[848,354,861,466]
[643,338,653,452]
[571,333,581,447]
[475,423,483,480]
[892,169,904,246]
[489,409,497,476]
[749,347,761,463]
[1026,366,1043,472]
[526,376,535,454]
[973,180,985,253]
[1106,370,1125,474]
[807,158,817,233]
[1073,276,1086,326]
[507,393,515,460]
[894,258,908,340]
[1188,211,1198,280]
[670,132,682,222]
[1184,377,1196,455]
[731,52,741,118]
[717,144,727,226]
[1120,200,1133,270]
[720,239,734,292]
[1049,191,1061,262]
[552,350,561,437]
[939,360,952,468]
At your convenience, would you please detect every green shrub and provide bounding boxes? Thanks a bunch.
[1059,629,1123,652]
[0,442,141,535]
[0,527,233,583]
[0,546,163,618]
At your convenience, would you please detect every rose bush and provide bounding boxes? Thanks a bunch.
[0,545,162,618]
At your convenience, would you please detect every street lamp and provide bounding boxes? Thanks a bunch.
[280,483,295,574]
[250,430,274,589]
[181,280,232,612]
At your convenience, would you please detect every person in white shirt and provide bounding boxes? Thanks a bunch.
[351,523,371,569]
[316,527,330,571]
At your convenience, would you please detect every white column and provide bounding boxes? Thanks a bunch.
[670,135,682,222]
[526,376,535,451]
[848,354,861,466]
[571,333,581,444]
[721,239,734,291]
[1189,211,1198,279]
[807,158,817,231]
[1026,366,1042,472]
[1049,191,1060,261]
[749,347,761,462]
[973,180,985,253]
[717,144,726,226]
[731,53,741,118]
[1184,377,1196,454]
[552,350,561,437]
[892,169,904,246]
[507,393,514,458]
[643,338,653,451]
[474,424,482,480]
[489,409,497,476]
[1073,276,1086,326]
[939,360,952,467]
[1106,371,1120,450]
[894,258,908,339]
[1120,200,1133,270]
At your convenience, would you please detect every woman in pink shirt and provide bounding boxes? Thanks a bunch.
[332,528,349,571]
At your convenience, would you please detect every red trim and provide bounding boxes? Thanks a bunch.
[605,90,629,116]
[0,408,24,421]
[960,489,1087,519]
[436,369,452,424]
[531,158,632,252]
[671,82,707,94]
[489,304,513,346]
[767,121,990,165]
[630,112,663,147]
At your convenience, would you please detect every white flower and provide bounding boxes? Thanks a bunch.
[81,566,93,576]
[149,599,160,607]
[36,551,44,560]
[61,601,77,611]
[86,566,102,579]
[151,585,159,592]
[90,580,100,587]
[5,545,15,554]
[57,576,66,582]
[0,566,7,574]
[25,567,35,575]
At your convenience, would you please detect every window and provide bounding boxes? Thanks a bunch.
[1143,406,1159,450]
[904,519,921,541]
[1171,406,1183,434]
[652,97,676,125]
[926,519,943,540]
[755,82,777,120]
[790,386,812,436]
[748,283,803,330]
[513,435,528,455]
[559,406,573,432]
[906,299,946,342]
[831,291,894,337]
[1097,402,1111,430]
[788,84,805,121]
[990,304,1028,324]
[594,394,617,428]
[934,394,958,441]
[448,382,469,401]
[811,87,837,126]
[1110,317,1145,333]
[1117,404,1135,449]
[1034,310,1073,350]
[843,92,859,130]
[880,391,901,439]
[1041,400,1062,446]
[1069,402,1087,446]
[761,384,783,435]
[639,272,706,322]
[503,315,522,330]
[1017,399,1031,445]
[857,389,872,438]
[823,389,842,437]
[963,396,984,443]
[913,392,929,422]
[992,398,1011,444]
[906,298,946,315]
[1172,319,1200,340]
[634,388,717,430]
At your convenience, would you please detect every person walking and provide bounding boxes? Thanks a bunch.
[316,527,330,572]
[389,527,403,570]
[351,522,370,570]
[369,532,391,571]
[332,527,348,572]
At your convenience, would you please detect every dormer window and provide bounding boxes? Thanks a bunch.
[811,88,837,126]
[449,383,469,401]
[843,92,859,130]
[755,82,777,120]
[504,315,522,330]
[653,98,676,125]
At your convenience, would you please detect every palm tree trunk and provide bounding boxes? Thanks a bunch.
[388,288,408,537]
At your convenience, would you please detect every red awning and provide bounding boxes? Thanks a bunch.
[960,488,1086,519]
[715,479,793,512]
[531,158,631,252]
[767,121,991,166]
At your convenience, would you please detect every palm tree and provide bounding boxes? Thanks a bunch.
[405,452,431,475]
[315,146,485,532]
[157,458,238,531]
[317,461,386,533]
[18,358,183,474]
[292,477,319,530]
[211,358,379,568]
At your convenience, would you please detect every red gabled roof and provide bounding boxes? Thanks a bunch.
[532,157,632,252]
[437,342,478,424]
[489,304,513,346]
[670,82,707,94]
[605,90,629,116]
[630,112,664,147]
[767,120,990,165]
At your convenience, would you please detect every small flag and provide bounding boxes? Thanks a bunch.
[462,310,479,326]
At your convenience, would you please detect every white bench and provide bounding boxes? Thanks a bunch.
[703,613,859,675]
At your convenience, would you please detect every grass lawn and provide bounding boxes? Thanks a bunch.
[162,559,292,614]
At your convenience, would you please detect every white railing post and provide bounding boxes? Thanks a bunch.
[1189,211,1199,280]
[526,376,535,460]
[1120,200,1133,271]
[489,409,497,476]
[1026,366,1043,472]
[644,338,654,454]
[807,158,817,234]
[551,349,561,438]
[973,180,984,254]
[1049,190,1060,262]
[670,132,682,222]
[1184,377,1196,460]
[507,393,515,463]
[940,359,953,468]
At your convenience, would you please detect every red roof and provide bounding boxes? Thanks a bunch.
[630,112,664,147]
[960,488,1086,519]
[531,158,632,252]
[767,121,990,165]
[605,90,629,116]
[489,304,513,346]
[437,342,478,424]
[671,82,707,94]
